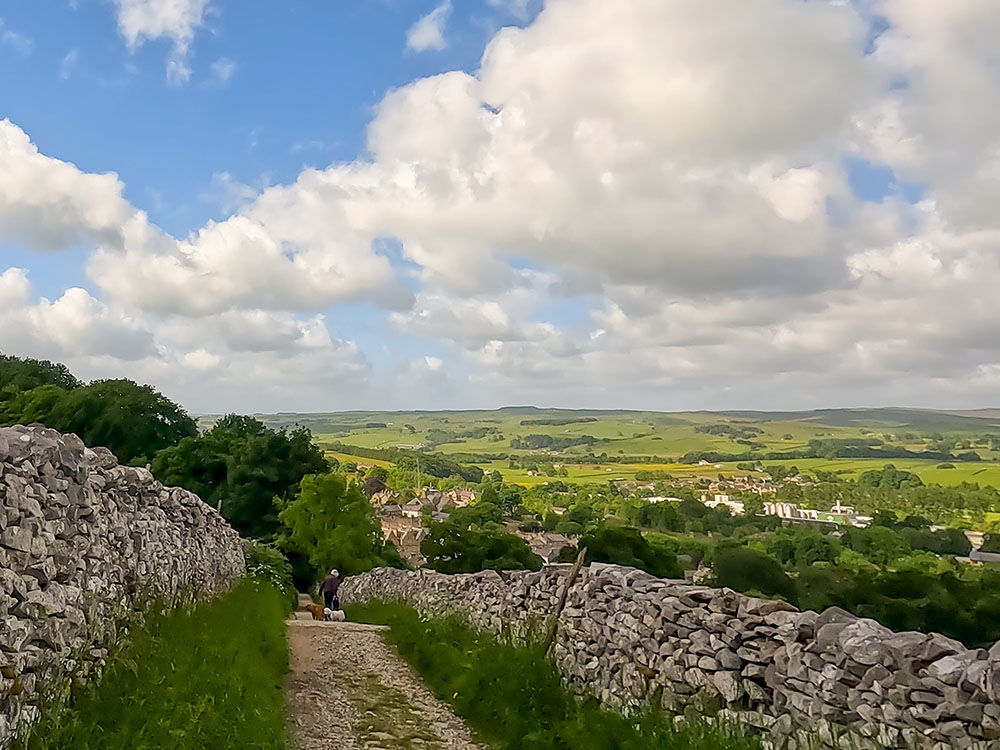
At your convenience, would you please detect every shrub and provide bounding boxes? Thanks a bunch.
[711,546,797,602]
[245,540,297,611]
[579,526,682,578]
[421,520,542,573]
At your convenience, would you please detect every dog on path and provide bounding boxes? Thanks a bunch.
[305,603,326,621]
[305,602,347,622]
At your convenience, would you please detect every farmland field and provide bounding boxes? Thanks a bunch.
[220,406,1000,489]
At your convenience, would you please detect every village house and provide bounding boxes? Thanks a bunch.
[701,494,745,514]
[401,498,428,518]
[381,515,427,565]
[444,487,477,507]
[370,489,401,506]
[510,528,573,563]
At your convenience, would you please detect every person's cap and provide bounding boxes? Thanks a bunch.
[331,569,338,576]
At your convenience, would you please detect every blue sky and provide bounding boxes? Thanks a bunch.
[1,0,998,413]
[0,1,532,235]
[0,0,541,389]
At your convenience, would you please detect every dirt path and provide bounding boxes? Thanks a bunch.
[284,596,486,750]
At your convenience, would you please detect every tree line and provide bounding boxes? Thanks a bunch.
[0,353,403,590]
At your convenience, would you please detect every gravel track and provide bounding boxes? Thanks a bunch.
[285,599,485,750]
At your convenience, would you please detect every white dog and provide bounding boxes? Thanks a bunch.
[324,608,346,622]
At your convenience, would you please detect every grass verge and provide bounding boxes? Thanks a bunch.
[346,600,764,750]
[17,579,289,750]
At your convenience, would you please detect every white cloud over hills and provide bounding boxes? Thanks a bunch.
[5,0,1000,411]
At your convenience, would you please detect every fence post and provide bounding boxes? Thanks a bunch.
[543,546,587,657]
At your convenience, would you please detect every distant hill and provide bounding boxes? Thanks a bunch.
[714,407,1000,430]
[200,406,1000,434]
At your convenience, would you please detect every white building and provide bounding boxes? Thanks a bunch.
[702,493,745,515]
[764,501,819,521]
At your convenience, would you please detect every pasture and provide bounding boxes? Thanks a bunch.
[248,406,1000,490]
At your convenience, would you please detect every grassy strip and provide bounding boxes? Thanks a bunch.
[18,580,289,750]
[346,600,764,750]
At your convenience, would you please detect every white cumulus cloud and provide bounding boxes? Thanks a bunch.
[112,0,212,85]
[407,2,451,52]
[12,0,1000,410]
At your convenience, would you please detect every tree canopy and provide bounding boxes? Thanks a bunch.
[0,377,197,465]
[151,415,328,538]
[421,504,542,574]
[278,472,403,578]
[712,546,798,602]
[0,353,81,395]
[577,526,682,579]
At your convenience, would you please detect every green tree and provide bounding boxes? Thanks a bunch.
[0,385,68,425]
[743,495,765,517]
[421,520,542,573]
[578,527,682,578]
[842,525,910,568]
[0,353,81,395]
[2,378,197,465]
[279,472,403,578]
[858,464,924,490]
[712,546,797,602]
[635,502,682,532]
[151,415,328,539]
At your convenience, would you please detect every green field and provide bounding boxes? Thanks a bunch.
[756,458,1000,486]
[227,407,1000,490]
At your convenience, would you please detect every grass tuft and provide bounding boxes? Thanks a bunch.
[17,580,289,750]
[347,600,764,750]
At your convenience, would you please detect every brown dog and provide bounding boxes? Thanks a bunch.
[305,603,326,621]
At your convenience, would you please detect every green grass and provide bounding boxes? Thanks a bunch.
[300,407,1000,491]
[324,450,394,469]
[752,457,1000,487]
[346,600,764,750]
[18,580,289,750]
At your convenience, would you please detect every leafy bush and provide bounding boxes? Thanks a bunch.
[421,518,542,574]
[18,580,288,750]
[245,540,297,611]
[796,566,1000,647]
[711,546,797,602]
[578,526,682,578]
[347,601,764,750]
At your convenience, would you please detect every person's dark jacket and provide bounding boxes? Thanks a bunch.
[319,574,340,596]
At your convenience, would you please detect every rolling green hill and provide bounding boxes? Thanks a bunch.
[197,406,1000,489]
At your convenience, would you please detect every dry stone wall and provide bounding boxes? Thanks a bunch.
[0,425,245,746]
[343,564,1000,750]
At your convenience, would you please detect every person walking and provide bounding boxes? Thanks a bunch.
[319,569,340,611]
